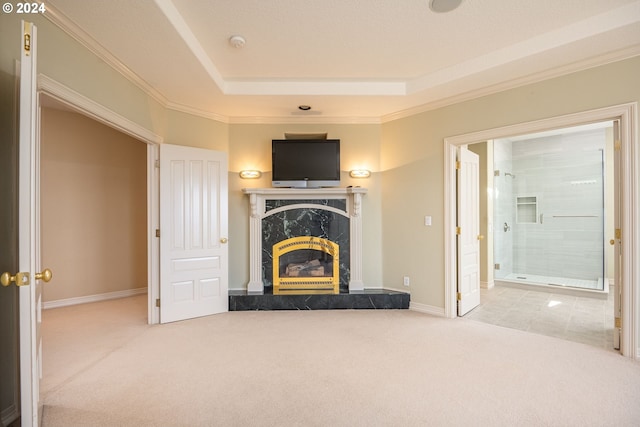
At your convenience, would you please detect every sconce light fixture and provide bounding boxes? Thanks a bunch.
[239,170,262,179]
[349,169,371,178]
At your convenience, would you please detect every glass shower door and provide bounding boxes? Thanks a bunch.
[512,149,605,289]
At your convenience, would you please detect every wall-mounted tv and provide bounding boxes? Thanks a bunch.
[272,139,341,188]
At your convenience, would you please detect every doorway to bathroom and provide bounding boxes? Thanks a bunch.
[466,120,617,350]
[444,103,637,357]
[492,121,613,293]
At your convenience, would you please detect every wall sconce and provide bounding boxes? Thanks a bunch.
[349,169,371,178]
[239,170,262,179]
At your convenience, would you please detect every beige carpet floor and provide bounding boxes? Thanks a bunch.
[41,295,640,426]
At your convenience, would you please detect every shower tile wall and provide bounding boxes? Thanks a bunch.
[495,128,606,283]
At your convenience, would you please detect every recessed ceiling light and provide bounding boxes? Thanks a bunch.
[429,0,463,13]
[298,105,312,111]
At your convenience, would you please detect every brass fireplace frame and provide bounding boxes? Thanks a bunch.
[272,236,339,294]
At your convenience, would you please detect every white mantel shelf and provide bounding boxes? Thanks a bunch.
[242,187,367,195]
[242,187,367,294]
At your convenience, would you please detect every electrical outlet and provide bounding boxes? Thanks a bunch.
[403,276,410,287]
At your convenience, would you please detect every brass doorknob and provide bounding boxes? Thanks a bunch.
[1,271,30,287]
[220,238,228,244]
[610,239,615,246]
[35,268,53,282]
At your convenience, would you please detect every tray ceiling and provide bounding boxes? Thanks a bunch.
[45,0,640,122]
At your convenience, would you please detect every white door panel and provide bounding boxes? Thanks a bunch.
[160,144,228,323]
[612,120,621,350]
[18,20,42,426]
[457,146,481,316]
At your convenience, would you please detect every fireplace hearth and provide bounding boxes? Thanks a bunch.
[229,288,410,311]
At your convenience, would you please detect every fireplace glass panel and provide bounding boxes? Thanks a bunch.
[279,249,335,279]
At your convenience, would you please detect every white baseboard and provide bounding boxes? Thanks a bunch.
[481,280,495,289]
[43,287,147,310]
[378,286,409,293]
[1,404,18,427]
[410,301,445,317]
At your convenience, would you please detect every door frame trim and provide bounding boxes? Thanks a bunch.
[443,103,638,359]
[37,74,163,324]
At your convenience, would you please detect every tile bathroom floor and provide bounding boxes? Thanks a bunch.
[464,285,616,351]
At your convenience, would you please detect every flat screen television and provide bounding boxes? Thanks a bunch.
[272,139,341,188]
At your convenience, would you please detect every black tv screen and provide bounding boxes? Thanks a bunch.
[272,139,340,188]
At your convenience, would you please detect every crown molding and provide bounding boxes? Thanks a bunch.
[228,115,381,125]
[43,3,168,108]
[382,48,640,124]
[166,101,230,124]
[167,101,382,124]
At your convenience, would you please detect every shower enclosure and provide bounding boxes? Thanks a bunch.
[493,123,610,292]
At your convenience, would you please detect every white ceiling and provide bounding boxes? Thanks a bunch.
[45,0,640,123]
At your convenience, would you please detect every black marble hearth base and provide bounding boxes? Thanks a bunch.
[229,289,410,311]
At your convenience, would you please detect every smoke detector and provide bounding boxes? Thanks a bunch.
[229,35,246,48]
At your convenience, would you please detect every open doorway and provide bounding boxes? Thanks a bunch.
[38,98,149,396]
[464,121,617,350]
[39,104,148,309]
[444,103,638,359]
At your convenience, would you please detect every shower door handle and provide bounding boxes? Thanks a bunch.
[540,213,543,224]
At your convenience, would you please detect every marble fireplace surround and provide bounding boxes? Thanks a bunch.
[243,187,367,294]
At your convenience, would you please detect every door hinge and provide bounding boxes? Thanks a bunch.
[156,298,160,308]
[155,229,160,238]
[614,140,621,151]
[457,292,462,301]
[456,227,461,235]
[155,159,160,168]
[455,161,461,170]
[615,228,621,239]
[615,317,621,329]
[23,23,31,55]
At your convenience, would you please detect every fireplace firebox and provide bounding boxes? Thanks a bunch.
[273,236,339,294]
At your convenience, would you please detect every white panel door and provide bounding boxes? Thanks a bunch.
[457,146,481,316]
[18,21,43,426]
[160,144,228,323]
[612,120,621,350]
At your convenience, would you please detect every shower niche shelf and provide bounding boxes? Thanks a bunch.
[516,196,538,224]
